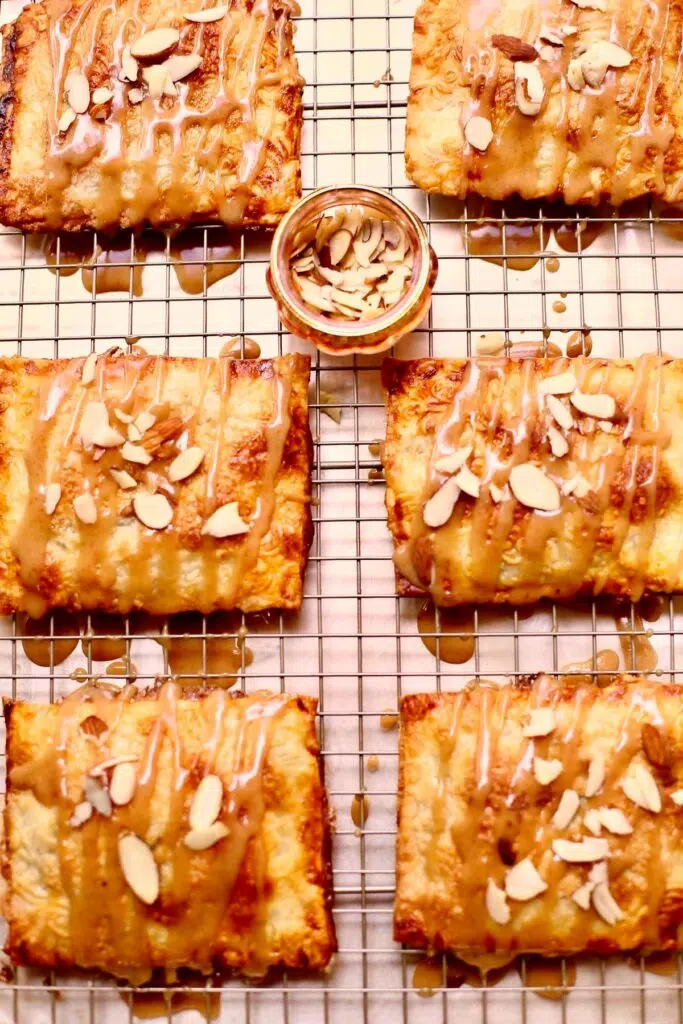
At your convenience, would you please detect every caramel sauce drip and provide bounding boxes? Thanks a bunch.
[11,354,292,617]
[412,958,443,997]
[43,0,299,231]
[417,601,475,664]
[518,956,577,1000]
[614,607,659,673]
[124,987,221,1020]
[9,680,288,975]
[20,610,79,666]
[395,355,672,606]
[465,198,543,271]
[170,229,240,294]
[561,648,620,685]
[627,951,680,976]
[158,612,253,687]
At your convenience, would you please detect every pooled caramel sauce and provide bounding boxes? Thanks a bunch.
[106,658,138,681]
[518,957,577,1000]
[81,614,128,661]
[10,680,289,975]
[561,648,620,685]
[368,441,382,458]
[125,987,221,1020]
[219,337,262,360]
[449,953,514,988]
[465,199,543,271]
[627,952,680,976]
[566,330,593,358]
[395,355,672,606]
[546,256,560,274]
[417,601,475,664]
[81,239,145,297]
[367,754,379,772]
[509,340,562,358]
[656,209,683,243]
[379,709,399,731]
[350,793,369,828]
[614,608,658,673]
[552,300,566,314]
[638,593,665,622]
[170,229,240,295]
[412,958,443,997]
[20,610,79,666]
[157,613,253,688]
[554,218,606,254]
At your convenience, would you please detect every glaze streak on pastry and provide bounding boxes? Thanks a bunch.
[395,676,683,957]
[0,0,303,231]
[0,353,312,616]
[405,0,683,205]
[3,682,336,977]
[382,355,683,605]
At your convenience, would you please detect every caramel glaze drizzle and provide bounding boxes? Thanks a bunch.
[417,677,677,955]
[44,0,301,230]
[460,0,677,204]
[12,354,294,618]
[394,355,673,606]
[9,680,289,978]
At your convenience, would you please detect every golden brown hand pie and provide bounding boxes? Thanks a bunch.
[4,682,336,978]
[405,0,683,205]
[395,676,683,958]
[0,0,303,232]
[0,352,312,617]
[381,355,683,605]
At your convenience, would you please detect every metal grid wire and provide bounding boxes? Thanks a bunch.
[1,0,683,1020]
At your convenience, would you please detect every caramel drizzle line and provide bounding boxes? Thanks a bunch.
[45,0,296,228]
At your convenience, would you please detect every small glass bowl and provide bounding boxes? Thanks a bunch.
[266,185,438,357]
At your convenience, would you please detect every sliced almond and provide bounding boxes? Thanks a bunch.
[84,775,112,817]
[505,857,547,901]
[314,209,345,251]
[621,763,661,813]
[570,391,616,420]
[133,492,173,531]
[130,27,180,60]
[592,880,624,924]
[118,833,159,904]
[585,752,605,798]
[328,229,353,266]
[189,774,223,831]
[58,107,77,133]
[92,424,125,448]
[294,275,336,313]
[44,483,62,516]
[169,445,205,482]
[128,88,145,105]
[90,754,139,777]
[142,64,170,99]
[164,53,202,82]
[534,756,563,785]
[552,789,580,830]
[128,423,143,442]
[122,441,153,466]
[110,761,137,806]
[81,351,97,385]
[572,880,594,910]
[552,837,609,863]
[110,467,137,490]
[491,34,538,62]
[65,71,90,114]
[546,394,574,430]
[523,707,556,738]
[353,219,382,268]
[671,789,683,806]
[183,5,227,20]
[134,411,156,435]
[509,462,560,512]
[329,287,369,313]
[475,332,505,356]
[583,809,602,836]
[433,446,472,476]
[567,58,585,91]
[485,878,511,925]
[548,425,569,457]
[423,475,461,529]
[573,475,591,499]
[514,61,545,116]
[538,371,576,395]
[583,40,631,70]
[79,401,109,446]
[73,493,97,524]
[121,46,139,82]
[203,502,250,538]
[597,807,632,835]
[464,115,494,154]
[91,86,113,105]
[69,801,93,828]
[454,465,480,499]
[538,26,564,45]
[489,482,510,503]
[183,821,230,850]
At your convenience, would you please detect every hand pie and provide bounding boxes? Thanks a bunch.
[0,352,312,617]
[0,0,303,231]
[382,355,683,605]
[4,683,336,978]
[405,0,683,205]
[396,676,683,957]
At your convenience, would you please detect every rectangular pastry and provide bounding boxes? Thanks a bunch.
[4,682,336,977]
[0,0,303,231]
[405,0,683,205]
[395,676,683,957]
[381,355,683,605]
[0,352,312,617]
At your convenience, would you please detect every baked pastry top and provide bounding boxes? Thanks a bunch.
[0,352,312,617]
[4,682,336,978]
[405,0,683,205]
[0,0,303,232]
[396,676,683,957]
[381,355,683,606]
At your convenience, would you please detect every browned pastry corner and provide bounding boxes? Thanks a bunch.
[405,0,683,205]
[395,675,683,957]
[3,682,336,977]
[0,0,303,232]
[381,355,683,605]
[0,352,312,617]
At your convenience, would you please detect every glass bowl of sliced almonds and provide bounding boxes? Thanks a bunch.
[267,185,438,356]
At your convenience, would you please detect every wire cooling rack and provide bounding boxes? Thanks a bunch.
[2,0,683,1021]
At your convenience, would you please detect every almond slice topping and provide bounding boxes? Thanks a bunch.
[110,761,137,806]
[572,880,594,910]
[122,441,153,466]
[620,762,661,812]
[552,837,609,862]
[567,58,585,91]
[183,822,230,850]
[133,493,173,531]
[485,878,511,925]
[164,53,203,82]
[83,775,112,817]
[169,446,205,482]
[538,371,576,395]
[73,493,97,524]
[523,707,555,737]
[121,46,139,82]
[44,483,62,516]
[134,411,156,434]
[671,789,683,806]
[90,754,138,777]
[142,65,170,100]
[92,86,114,105]
[183,5,227,21]
[546,394,574,430]
[454,465,480,499]
[128,88,145,104]
[130,27,180,60]
[505,857,548,901]
[423,475,461,528]
[433,446,473,477]
[514,61,545,116]
[79,401,109,446]
[584,752,605,798]
[202,502,250,538]
[92,424,125,448]
[489,482,510,503]
[583,809,602,836]
[58,107,77,133]
[464,115,493,152]
[509,462,560,512]
[118,833,159,904]
[552,789,580,830]
[597,807,632,835]
[570,391,616,420]
[65,71,90,114]
[81,352,97,385]
[533,756,563,785]
[592,880,624,924]
[110,467,137,490]
[547,425,569,457]
[69,801,93,828]
[189,774,223,831]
